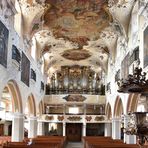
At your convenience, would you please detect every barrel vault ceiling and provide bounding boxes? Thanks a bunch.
[16,0,136,76]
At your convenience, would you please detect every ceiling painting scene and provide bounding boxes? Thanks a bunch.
[16,0,136,94]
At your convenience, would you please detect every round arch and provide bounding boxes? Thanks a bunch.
[3,80,23,113]
[126,93,141,113]
[27,94,36,116]
[105,102,112,120]
[114,96,123,117]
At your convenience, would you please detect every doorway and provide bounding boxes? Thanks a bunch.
[66,123,82,142]
[86,123,104,136]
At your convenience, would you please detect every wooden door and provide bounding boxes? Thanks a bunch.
[0,124,4,136]
[66,123,82,142]
[8,124,12,136]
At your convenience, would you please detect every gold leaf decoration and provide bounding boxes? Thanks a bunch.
[58,115,64,121]
[95,116,104,121]
[67,116,82,121]
[45,115,54,120]
[85,116,92,121]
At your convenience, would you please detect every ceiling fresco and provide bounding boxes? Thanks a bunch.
[62,49,91,61]
[44,0,112,47]
[15,0,137,77]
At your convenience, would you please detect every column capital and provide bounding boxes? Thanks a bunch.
[123,114,130,118]
[38,121,44,123]
[13,113,24,118]
[105,122,112,125]
[105,121,112,123]
[112,117,121,121]
[83,123,86,126]
[28,116,38,120]
[123,114,130,122]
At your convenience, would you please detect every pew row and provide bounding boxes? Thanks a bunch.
[2,136,66,148]
[83,136,139,148]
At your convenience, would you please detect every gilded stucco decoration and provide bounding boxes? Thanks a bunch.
[62,49,91,61]
[85,116,92,121]
[94,116,105,121]
[63,95,87,102]
[16,0,137,76]
[67,116,82,121]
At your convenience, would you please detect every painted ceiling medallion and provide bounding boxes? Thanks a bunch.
[63,95,87,102]
[62,49,91,61]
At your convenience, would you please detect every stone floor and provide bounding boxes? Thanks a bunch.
[65,142,83,148]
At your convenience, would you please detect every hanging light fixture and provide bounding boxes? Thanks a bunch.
[117,67,148,95]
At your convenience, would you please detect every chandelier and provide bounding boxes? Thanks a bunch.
[117,67,148,95]
[118,67,148,146]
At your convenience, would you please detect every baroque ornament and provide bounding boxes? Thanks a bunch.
[67,116,82,121]
[45,115,54,120]
[85,116,92,121]
[63,95,86,102]
[95,116,104,121]
[123,112,148,146]
[62,49,91,61]
[58,115,64,121]
[117,67,148,94]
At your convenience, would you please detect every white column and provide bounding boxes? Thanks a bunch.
[124,115,136,144]
[126,135,136,144]
[112,118,121,139]
[105,122,112,137]
[12,113,24,142]
[63,123,66,136]
[124,115,129,143]
[37,122,45,136]
[83,123,86,136]
[28,116,37,138]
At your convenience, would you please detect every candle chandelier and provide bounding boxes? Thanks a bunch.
[118,67,148,146]
[117,67,148,95]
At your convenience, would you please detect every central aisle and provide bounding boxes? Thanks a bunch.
[66,142,83,148]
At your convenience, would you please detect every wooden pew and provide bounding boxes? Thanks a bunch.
[31,136,66,148]
[83,136,139,148]
[0,136,11,146]
[2,136,66,148]
[2,142,29,148]
[86,141,139,148]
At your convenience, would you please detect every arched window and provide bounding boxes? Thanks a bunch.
[31,37,37,60]
[137,105,145,112]
[0,87,12,113]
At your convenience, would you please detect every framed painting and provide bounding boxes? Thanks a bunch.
[41,81,44,91]
[121,53,129,80]
[0,20,9,68]
[144,25,148,67]
[21,52,30,87]
[12,45,21,64]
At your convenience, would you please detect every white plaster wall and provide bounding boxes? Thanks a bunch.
[0,10,45,115]
[106,2,148,117]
